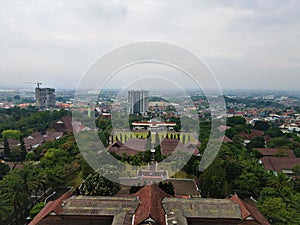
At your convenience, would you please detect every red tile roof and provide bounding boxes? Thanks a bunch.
[165,179,199,197]
[49,116,73,132]
[160,138,180,155]
[255,148,296,158]
[7,138,19,147]
[242,198,271,225]
[222,135,233,143]
[24,131,63,150]
[162,139,198,156]
[124,138,147,151]
[264,135,272,142]
[261,156,300,171]
[230,194,270,225]
[218,125,231,132]
[29,186,270,225]
[109,138,198,156]
[108,140,143,156]
[133,184,169,225]
[29,191,72,225]
[230,194,251,219]
[240,129,264,140]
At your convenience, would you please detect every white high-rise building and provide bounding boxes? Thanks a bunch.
[127,90,149,115]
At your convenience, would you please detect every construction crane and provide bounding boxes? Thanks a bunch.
[24,81,42,88]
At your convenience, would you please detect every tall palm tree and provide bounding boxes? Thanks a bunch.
[17,167,40,195]
[1,166,45,224]
[268,172,293,193]
[1,173,27,225]
[0,192,12,222]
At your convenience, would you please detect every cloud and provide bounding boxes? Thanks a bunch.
[0,0,299,90]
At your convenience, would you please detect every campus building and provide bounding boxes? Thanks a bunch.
[29,184,270,225]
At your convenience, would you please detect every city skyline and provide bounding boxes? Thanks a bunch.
[0,0,300,90]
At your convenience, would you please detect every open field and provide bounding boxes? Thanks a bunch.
[112,131,198,144]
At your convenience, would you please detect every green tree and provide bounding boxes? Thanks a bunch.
[155,132,160,148]
[0,196,11,221]
[267,137,290,148]
[258,197,289,224]
[39,148,73,187]
[96,164,120,182]
[1,172,28,224]
[234,172,260,196]
[96,118,111,131]
[232,135,244,148]
[247,136,265,149]
[258,188,300,225]
[79,173,120,196]
[199,158,226,198]
[29,202,46,219]
[10,146,22,161]
[266,172,293,193]
[3,137,10,160]
[154,132,162,162]
[1,130,21,140]
[294,148,300,157]
[253,121,270,131]
[128,154,143,166]
[81,159,95,179]
[182,134,186,144]
[146,131,152,150]
[183,155,200,176]
[0,163,10,180]
[265,127,284,138]
[19,136,27,161]
[99,130,109,147]
[225,125,250,139]
[158,182,175,196]
[227,116,246,127]
[292,165,300,175]
[223,158,242,182]
[129,185,143,194]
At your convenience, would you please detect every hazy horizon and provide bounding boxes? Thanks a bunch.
[1,1,300,90]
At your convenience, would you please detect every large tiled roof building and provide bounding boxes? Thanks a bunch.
[30,184,270,225]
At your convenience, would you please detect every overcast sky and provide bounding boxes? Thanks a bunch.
[0,0,299,90]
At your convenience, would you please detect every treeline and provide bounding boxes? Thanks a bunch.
[225,116,300,157]
[224,96,284,108]
[0,107,70,138]
[198,142,300,224]
[197,116,300,224]
[0,134,82,224]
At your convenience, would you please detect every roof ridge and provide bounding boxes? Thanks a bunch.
[29,191,72,225]
[230,194,251,219]
[133,184,168,225]
[242,199,271,225]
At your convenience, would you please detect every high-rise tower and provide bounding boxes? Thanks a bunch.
[35,87,56,108]
[127,90,149,115]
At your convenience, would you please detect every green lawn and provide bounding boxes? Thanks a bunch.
[113,131,197,144]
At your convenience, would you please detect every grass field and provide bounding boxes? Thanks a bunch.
[112,131,198,144]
